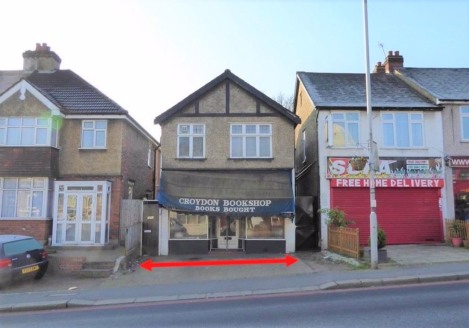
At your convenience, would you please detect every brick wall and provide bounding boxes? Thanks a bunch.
[48,255,85,274]
[121,123,156,200]
[0,147,59,177]
[0,219,52,244]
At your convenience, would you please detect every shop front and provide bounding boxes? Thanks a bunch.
[327,157,444,245]
[449,157,469,221]
[157,170,295,255]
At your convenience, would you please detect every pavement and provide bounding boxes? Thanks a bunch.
[0,244,468,313]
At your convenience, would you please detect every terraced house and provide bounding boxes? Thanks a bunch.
[294,51,446,249]
[0,44,160,248]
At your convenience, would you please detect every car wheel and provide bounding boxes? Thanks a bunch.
[34,269,46,280]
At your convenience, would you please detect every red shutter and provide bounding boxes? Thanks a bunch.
[330,187,443,245]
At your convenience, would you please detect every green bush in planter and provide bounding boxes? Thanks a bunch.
[368,227,387,249]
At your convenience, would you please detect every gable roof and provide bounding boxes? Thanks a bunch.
[296,72,441,110]
[0,69,158,145]
[396,68,469,102]
[154,69,300,124]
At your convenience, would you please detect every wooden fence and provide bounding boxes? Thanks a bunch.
[444,219,469,242]
[328,226,360,259]
[120,199,143,258]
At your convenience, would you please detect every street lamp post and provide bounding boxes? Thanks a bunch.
[362,0,378,269]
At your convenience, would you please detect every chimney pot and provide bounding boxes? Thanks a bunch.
[394,51,399,56]
[388,50,393,56]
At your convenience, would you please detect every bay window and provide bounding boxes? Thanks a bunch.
[0,117,59,147]
[0,177,47,218]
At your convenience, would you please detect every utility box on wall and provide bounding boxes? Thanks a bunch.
[142,201,159,256]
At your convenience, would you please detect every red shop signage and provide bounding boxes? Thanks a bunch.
[449,157,469,168]
[331,178,444,188]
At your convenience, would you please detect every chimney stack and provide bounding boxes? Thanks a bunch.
[373,61,386,73]
[383,50,403,73]
[23,43,61,72]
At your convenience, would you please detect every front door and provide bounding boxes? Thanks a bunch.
[217,216,238,250]
[63,193,95,243]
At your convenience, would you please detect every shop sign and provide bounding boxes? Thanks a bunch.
[157,193,294,216]
[327,157,444,182]
[448,157,469,168]
[330,178,444,188]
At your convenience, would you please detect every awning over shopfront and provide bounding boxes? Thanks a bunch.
[157,170,294,216]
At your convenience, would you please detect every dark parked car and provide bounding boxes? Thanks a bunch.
[0,235,48,287]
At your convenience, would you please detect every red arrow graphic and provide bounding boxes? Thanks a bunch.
[140,255,298,271]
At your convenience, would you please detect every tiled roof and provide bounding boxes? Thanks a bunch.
[297,72,440,109]
[25,70,127,114]
[397,68,469,101]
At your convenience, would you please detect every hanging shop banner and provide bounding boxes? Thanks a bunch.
[448,157,469,168]
[157,170,295,216]
[157,193,294,216]
[327,157,444,188]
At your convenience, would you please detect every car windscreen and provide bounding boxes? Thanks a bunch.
[3,239,43,256]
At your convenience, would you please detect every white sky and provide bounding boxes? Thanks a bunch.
[2,0,468,140]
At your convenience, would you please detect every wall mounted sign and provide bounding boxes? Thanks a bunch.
[327,157,444,188]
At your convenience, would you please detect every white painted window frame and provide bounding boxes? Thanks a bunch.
[177,124,205,158]
[230,123,272,158]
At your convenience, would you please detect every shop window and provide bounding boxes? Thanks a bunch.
[246,216,284,239]
[169,212,208,239]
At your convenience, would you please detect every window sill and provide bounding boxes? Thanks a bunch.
[380,147,428,150]
[175,157,207,161]
[228,157,274,161]
[79,148,108,151]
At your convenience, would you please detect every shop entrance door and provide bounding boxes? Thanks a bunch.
[217,216,238,250]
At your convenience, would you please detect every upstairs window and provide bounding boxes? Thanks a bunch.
[230,124,272,158]
[81,120,107,149]
[0,117,58,147]
[177,124,205,158]
[461,107,469,141]
[382,113,423,148]
[328,113,359,147]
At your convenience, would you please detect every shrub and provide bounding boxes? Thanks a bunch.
[369,227,387,249]
[319,208,352,227]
